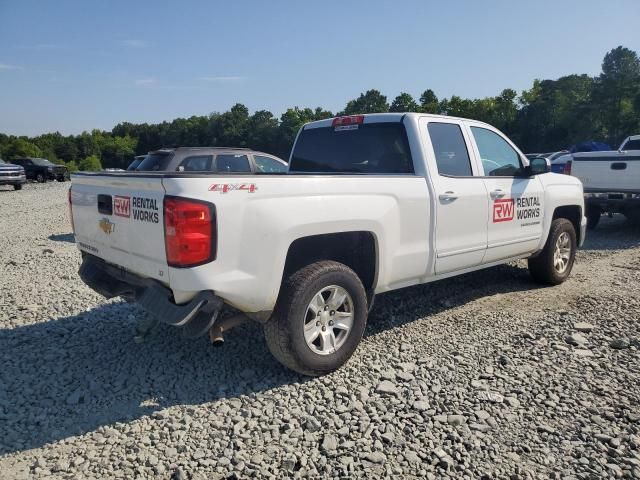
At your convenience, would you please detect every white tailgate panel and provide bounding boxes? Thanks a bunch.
[574,154,640,192]
[71,175,168,282]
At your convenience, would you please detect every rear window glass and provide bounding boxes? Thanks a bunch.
[137,152,175,171]
[428,123,472,176]
[216,154,251,173]
[622,139,640,150]
[290,123,414,174]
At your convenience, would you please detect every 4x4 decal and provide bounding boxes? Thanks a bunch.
[209,183,258,193]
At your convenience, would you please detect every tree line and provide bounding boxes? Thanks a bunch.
[1,46,639,171]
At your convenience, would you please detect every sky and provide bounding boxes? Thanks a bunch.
[1,0,639,136]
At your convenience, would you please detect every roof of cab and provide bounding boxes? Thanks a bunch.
[302,112,493,130]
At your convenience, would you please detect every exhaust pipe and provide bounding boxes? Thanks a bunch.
[209,314,248,346]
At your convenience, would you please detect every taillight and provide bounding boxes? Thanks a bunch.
[563,160,572,175]
[332,115,364,127]
[164,196,216,268]
[68,187,75,234]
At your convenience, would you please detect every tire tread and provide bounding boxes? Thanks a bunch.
[264,261,366,376]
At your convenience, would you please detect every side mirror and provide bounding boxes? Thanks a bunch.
[526,157,549,176]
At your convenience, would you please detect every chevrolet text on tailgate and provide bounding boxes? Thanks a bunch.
[70,113,586,376]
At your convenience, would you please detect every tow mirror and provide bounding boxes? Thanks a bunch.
[526,157,549,176]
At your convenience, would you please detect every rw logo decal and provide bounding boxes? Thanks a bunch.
[493,199,514,223]
[114,195,130,218]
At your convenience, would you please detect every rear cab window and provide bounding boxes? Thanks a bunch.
[289,122,414,174]
[622,139,640,151]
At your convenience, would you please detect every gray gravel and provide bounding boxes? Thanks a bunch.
[1,181,640,479]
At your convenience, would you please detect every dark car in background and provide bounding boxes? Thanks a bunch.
[0,158,26,190]
[127,155,146,171]
[135,147,288,173]
[12,157,69,182]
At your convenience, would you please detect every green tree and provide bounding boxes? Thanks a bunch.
[593,46,640,144]
[4,138,42,160]
[389,92,419,112]
[342,89,389,115]
[78,155,102,171]
[65,160,79,172]
[419,89,439,113]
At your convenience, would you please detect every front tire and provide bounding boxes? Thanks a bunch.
[528,218,577,285]
[13,184,22,191]
[264,261,368,376]
[36,172,46,183]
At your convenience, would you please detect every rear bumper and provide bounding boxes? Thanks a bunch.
[585,195,640,214]
[79,254,223,336]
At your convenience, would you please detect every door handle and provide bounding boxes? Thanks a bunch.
[490,189,506,199]
[439,191,458,201]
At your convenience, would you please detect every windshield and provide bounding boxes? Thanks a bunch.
[137,152,174,171]
[290,122,413,174]
[31,158,54,166]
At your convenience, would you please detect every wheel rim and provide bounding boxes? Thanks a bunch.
[553,232,571,274]
[303,285,354,356]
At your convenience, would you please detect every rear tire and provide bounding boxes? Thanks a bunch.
[528,218,577,285]
[36,172,46,183]
[13,184,22,191]
[264,261,368,376]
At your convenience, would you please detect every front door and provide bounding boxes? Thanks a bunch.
[422,119,489,274]
[466,124,545,263]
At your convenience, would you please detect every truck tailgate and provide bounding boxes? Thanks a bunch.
[573,154,640,192]
[71,174,169,282]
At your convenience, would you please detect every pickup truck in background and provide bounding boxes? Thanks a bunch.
[12,157,69,182]
[70,113,586,376]
[566,134,640,229]
[0,158,26,190]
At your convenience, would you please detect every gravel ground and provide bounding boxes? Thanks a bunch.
[1,181,639,479]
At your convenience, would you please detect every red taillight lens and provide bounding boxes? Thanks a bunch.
[563,160,572,175]
[164,197,216,268]
[332,115,364,127]
[68,187,75,234]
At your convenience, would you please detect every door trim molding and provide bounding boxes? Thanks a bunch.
[487,235,541,250]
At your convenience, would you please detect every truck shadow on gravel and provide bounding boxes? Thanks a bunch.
[48,233,75,243]
[0,262,548,456]
[580,216,640,251]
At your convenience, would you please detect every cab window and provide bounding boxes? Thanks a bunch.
[216,154,251,173]
[178,155,212,171]
[471,127,522,176]
[427,122,473,176]
[254,155,287,173]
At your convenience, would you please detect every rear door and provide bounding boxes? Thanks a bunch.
[420,118,489,274]
[71,174,169,281]
[466,123,545,263]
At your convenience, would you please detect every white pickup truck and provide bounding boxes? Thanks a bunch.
[566,135,640,229]
[70,113,586,375]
